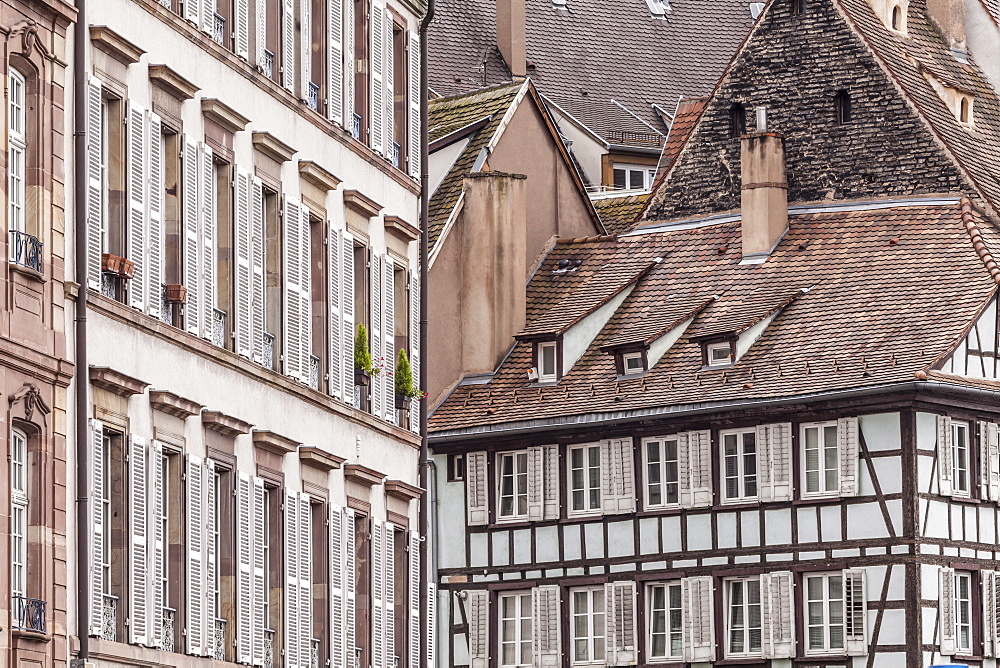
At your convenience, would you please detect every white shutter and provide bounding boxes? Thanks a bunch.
[984,570,998,658]
[408,271,419,431]
[527,446,544,521]
[86,78,103,290]
[148,441,165,649]
[344,509,357,668]
[844,568,867,656]
[343,0,354,130]
[282,0,295,91]
[382,523,395,668]
[184,0,201,25]
[542,445,559,520]
[300,207,313,382]
[341,231,356,404]
[127,103,147,312]
[201,0,216,34]
[467,589,488,668]
[383,17,394,159]
[681,576,715,663]
[187,455,207,655]
[383,255,395,421]
[284,198,304,380]
[300,0,312,101]
[147,112,164,315]
[285,491,301,668]
[256,0,268,69]
[252,478,267,665]
[938,415,954,496]
[236,0,250,58]
[328,226,343,399]
[236,472,254,664]
[235,169,253,357]
[762,571,794,658]
[689,429,713,507]
[330,505,346,668]
[369,0,385,152]
[838,417,859,496]
[183,139,201,335]
[89,419,105,636]
[299,495,313,668]
[200,144,216,341]
[677,431,692,508]
[600,438,635,514]
[532,584,560,667]
[605,581,637,665]
[372,519,385,668]
[466,451,489,525]
[407,32,420,178]
[327,0,344,124]
[204,458,218,655]
[407,532,420,668]
[370,252,383,417]
[940,568,958,656]
[757,423,792,503]
[128,434,150,646]
[989,422,1000,501]
[251,177,266,363]
[427,582,437,668]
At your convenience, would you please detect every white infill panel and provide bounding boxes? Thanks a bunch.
[328,226,343,399]
[341,231,355,404]
[605,581,637,665]
[148,441,166,648]
[127,103,147,312]
[407,531,420,668]
[938,415,954,496]
[531,585,559,667]
[762,571,794,658]
[187,454,206,655]
[250,177,266,363]
[330,504,345,668]
[940,567,957,656]
[838,417,859,496]
[199,143,216,341]
[407,32,420,178]
[235,169,253,357]
[146,112,164,316]
[236,472,254,664]
[327,0,344,125]
[284,490,301,668]
[183,139,201,336]
[284,198,304,380]
[682,576,714,662]
[465,451,488,525]
[467,589,488,668]
[844,567,867,656]
[128,435,149,646]
[383,255,395,422]
[372,519,385,668]
[85,78,103,290]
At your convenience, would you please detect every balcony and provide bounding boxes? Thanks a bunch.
[391,142,401,169]
[261,49,275,78]
[307,82,320,111]
[263,628,275,668]
[12,596,45,634]
[309,354,320,390]
[9,230,43,276]
[161,607,176,652]
[213,618,227,660]
[262,332,275,370]
[212,13,225,45]
[351,113,362,141]
[101,593,118,641]
[212,308,226,348]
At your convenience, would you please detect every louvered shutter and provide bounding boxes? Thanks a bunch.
[688,430,713,506]
[407,32,420,178]
[299,495,313,668]
[148,441,165,649]
[382,523,395,668]
[343,0,354,130]
[285,491,301,668]
[200,144,216,341]
[369,0,385,152]
[383,255,395,421]
[341,231,356,404]
[344,509,357,668]
[300,0,312,101]
[526,446,544,521]
[600,438,635,514]
[299,207,313,383]
[989,422,1000,501]
[284,198,304,380]
[407,531,420,668]
[757,423,792,503]
[187,455,206,655]
[184,0,201,25]
[89,420,105,636]
[762,571,794,658]
[252,478,267,665]
[467,589,488,668]
[236,472,254,664]
[251,177,266,363]
[605,581,637,665]
[466,451,488,525]
[844,568,867,656]
[940,568,957,655]
[183,139,201,335]
[330,505,346,668]
[838,417,859,496]
[147,113,164,316]
[938,415,954,496]
[128,434,150,646]
[677,431,692,508]
[327,0,344,124]
[328,226,343,399]
[542,445,559,520]
[372,519,385,668]
[370,252,383,416]
[201,0,216,34]
[205,458,218,654]
[984,570,998,658]
[256,0,268,69]
[681,576,715,662]
[236,0,250,58]
[532,584,559,667]
[235,169,253,357]
[127,103,147,312]
[408,271,419,431]
[86,78,103,290]
[282,0,295,91]
[383,18,393,159]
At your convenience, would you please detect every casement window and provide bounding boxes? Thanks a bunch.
[568,444,601,515]
[213,159,236,350]
[834,91,851,125]
[11,428,28,599]
[571,587,606,664]
[706,340,733,367]
[645,431,712,509]
[729,103,746,138]
[612,164,656,191]
[98,427,112,628]
[801,418,859,498]
[940,568,974,655]
[954,571,973,653]
[536,341,558,383]
[805,573,844,653]
[262,186,281,369]
[644,436,680,507]
[953,421,971,496]
[8,69,26,239]
[621,351,645,376]
[499,591,532,667]
[468,446,558,526]
[352,0,370,140]
[447,453,465,481]
[791,0,806,15]
[647,582,683,661]
[497,451,530,520]
[725,578,763,656]
[938,416,974,498]
[353,514,373,665]
[721,429,758,503]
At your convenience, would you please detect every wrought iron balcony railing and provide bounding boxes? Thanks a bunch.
[309,354,320,390]
[351,113,362,141]
[9,230,43,275]
[311,638,320,668]
[213,13,225,45]
[212,308,226,348]
[263,628,275,668]
[391,142,401,169]
[12,596,46,633]
[261,50,275,78]
[307,82,320,111]
[101,593,118,641]
[262,332,275,371]
[161,607,176,652]
[354,646,363,668]
[213,618,227,660]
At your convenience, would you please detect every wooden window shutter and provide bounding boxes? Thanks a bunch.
[252,477,267,665]
[282,0,296,91]
[983,570,998,658]
[531,584,560,667]
[327,0,344,124]
[369,0,385,153]
[681,576,715,662]
[298,206,313,382]
[85,78,103,290]
[127,103,147,312]
[236,0,251,58]
[341,231,356,404]
[89,420,106,636]
[407,32,420,178]
[838,417,859,496]
[187,454,207,655]
[284,198,304,380]
[344,509,357,668]
[757,423,792,502]
[201,0,217,34]
[407,531,421,668]
[250,177,266,363]
[370,252,383,417]
[467,589,489,668]
[383,18,393,158]
[938,415,954,496]
[204,458,218,656]
[199,143,216,341]
[128,434,150,646]
[604,581,637,665]
[382,523,395,668]
[184,0,201,27]
[762,571,794,658]
[236,472,254,664]
[408,271,419,431]
[372,519,385,668]
[542,445,560,520]
[688,430,713,507]
[256,0,268,69]
[234,169,253,357]
[676,431,692,508]
[300,0,312,101]
[383,255,395,421]
[329,504,345,668]
[465,451,489,526]
[843,567,867,656]
[427,582,437,667]
[342,0,354,127]
[980,421,1000,501]
[146,112,164,316]
[298,495,313,668]
[284,490,302,668]
[940,567,957,655]
[183,139,201,336]
[148,441,166,649]
[328,226,343,399]
[600,438,635,515]
[526,446,543,521]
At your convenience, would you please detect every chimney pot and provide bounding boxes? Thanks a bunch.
[740,133,788,259]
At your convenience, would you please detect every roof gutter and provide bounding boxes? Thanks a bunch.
[427,380,1000,442]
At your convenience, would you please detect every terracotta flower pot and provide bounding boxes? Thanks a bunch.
[164,284,188,304]
[119,258,135,279]
[101,253,125,274]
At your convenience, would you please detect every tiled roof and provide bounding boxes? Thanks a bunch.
[592,192,650,235]
[658,96,708,175]
[693,286,805,339]
[430,198,998,432]
[601,294,714,349]
[426,0,755,142]
[980,0,999,23]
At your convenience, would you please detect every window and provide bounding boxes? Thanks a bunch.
[101,431,113,601]
[447,453,466,481]
[802,422,839,497]
[210,468,222,633]
[392,21,407,168]
[834,91,851,125]
[612,164,656,191]
[8,69,26,236]
[621,351,644,376]
[791,0,806,15]
[955,570,973,653]
[706,341,733,367]
[725,578,762,656]
[352,0,371,141]
[644,436,680,507]
[499,591,532,667]
[952,421,970,496]
[159,452,170,617]
[497,451,529,520]
[805,573,844,653]
[722,429,758,502]
[571,587,605,664]
[648,582,683,660]
[729,103,746,138]
[536,341,558,383]
[569,444,601,515]
[959,96,972,125]
[11,428,28,599]
[891,4,904,31]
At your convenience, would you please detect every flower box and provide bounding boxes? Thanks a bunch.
[164,284,188,304]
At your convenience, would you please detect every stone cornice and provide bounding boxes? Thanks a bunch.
[201,410,253,437]
[252,429,300,455]
[298,446,346,472]
[89,366,148,397]
[148,390,203,418]
[343,463,386,487]
[90,26,144,65]
[252,131,296,162]
[384,479,423,502]
[299,160,342,191]
[343,190,383,218]
[383,215,420,242]
[202,98,251,133]
[147,64,199,100]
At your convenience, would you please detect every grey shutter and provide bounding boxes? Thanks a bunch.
[542,445,559,520]
[467,589,489,668]
[328,226,343,399]
[940,568,957,656]
[407,532,420,668]
[282,0,295,91]
[372,519,385,668]
[370,252,383,417]
[600,438,635,514]
[407,32,420,178]
[408,271,419,431]
[984,570,998,658]
[284,198,304,380]
[252,478,267,665]
[688,430,713,507]
[284,491,302,668]
[204,458,218,655]
[199,144,216,341]
[838,417,859,496]
[341,231,355,404]
[300,0,312,100]
[526,446,544,521]
[236,0,250,58]
[682,576,714,662]
[369,0,385,152]
[383,17,394,159]
[148,441,165,648]
[251,177,266,363]
[86,78,103,290]
[256,0,267,69]
[382,523,395,668]
[146,112,164,316]
[605,581,637,665]
[235,169,253,357]
[128,434,149,646]
[344,509,357,668]
[938,415,954,496]
[327,0,344,125]
[127,103,147,312]
[330,504,346,668]
[466,451,488,526]
[531,584,560,667]
[844,568,868,656]
[183,139,201,335]
[187,455,206,655]
[383,255,395,422]
[343,0,354,130]
[236,472,254,664]
[762,571,794,658]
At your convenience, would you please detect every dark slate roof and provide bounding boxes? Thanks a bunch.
[592,193,650,235]
[426,0,755,142]
[430,198,1000,432]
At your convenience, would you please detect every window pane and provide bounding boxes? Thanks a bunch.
[541,344,556,376]
[613,169,626,190]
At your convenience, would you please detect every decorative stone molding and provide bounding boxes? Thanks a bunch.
[89,366,149,397]
[343,463,386,487]
[299,161,342,191]
[202,98,251,133]
[299,446,346,472]
[251,429,300,455]
[252,131,295,162]
[147,64,199,100]
[384,479,423,503]
[383,215,420,242]
[343,190,383,218]
[202,410,252,437]
[90,26,144,65]
[149,390,203,418]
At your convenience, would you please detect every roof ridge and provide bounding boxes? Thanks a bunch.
[961,197,1000,284]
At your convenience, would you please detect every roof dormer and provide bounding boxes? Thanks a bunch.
[867,0,909,35]
[921,69,975,128]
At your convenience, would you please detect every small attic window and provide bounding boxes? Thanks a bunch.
[621,351,645,376]
[535,341,558,383]
[644,0,671,18]
[791,0,806,15]
[959,96,973,125]
[882,1,908,34]
[891,5,903,30]
[834,90,851,125]
[705,340,734,367]
[729,103,746,138]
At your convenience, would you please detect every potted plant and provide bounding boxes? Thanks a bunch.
[394,348,421,410]
[353,323,380,386]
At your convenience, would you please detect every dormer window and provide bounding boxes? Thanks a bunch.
[705,340,734,367]
[878,0,908,34]
[921,70,975,129]
[622,351,645,375]
[891,5,903,30]
[536,341,558,383]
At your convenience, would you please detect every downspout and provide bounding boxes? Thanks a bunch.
[72,0,90,660]
[418,0,436,664]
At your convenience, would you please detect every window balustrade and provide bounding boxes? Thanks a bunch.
[11,595,46,634]
[9,230,43,275]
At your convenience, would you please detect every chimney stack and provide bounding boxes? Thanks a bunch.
[926,0,967,58]
[497,0,527,78]
[740,131,788,258]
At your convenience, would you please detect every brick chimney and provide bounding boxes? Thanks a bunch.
[497,0,527,78]
[926,0,967,57]
[740,132,788,259]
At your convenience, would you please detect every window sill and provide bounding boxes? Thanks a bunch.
[9,260,44,282]
[793,495,843,506]
[714,501,759,511]
[715,658,766,666]
[11,627,51,643]
[950,495,980,504]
